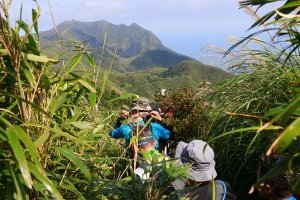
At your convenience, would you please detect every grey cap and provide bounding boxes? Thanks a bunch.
[175,140,217,182]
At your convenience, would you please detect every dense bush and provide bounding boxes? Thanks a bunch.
[156,82,213,143]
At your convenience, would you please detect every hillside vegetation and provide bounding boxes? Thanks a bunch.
[39,20,231,99]
[108,60,232,99]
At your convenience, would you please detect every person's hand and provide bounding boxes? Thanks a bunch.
[120,110,129,119]
[150,110,162,121]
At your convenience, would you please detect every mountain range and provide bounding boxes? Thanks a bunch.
[39,20,232,99]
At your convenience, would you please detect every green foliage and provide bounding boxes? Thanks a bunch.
[95,160,189,200]
[213,0,300,198]
[156,83,213,142]
[0,1,125,198]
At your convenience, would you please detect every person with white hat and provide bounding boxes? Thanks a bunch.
[171,140,236,200]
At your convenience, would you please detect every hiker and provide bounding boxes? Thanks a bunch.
[148,102,174,156]
[170,140,236,200]
[109,97,170,158]
[257,154,297,200]
[134,127,167,180]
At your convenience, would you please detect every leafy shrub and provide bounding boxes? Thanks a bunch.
[156,83,213,142]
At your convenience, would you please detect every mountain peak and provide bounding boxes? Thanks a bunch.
[41,20,167,58]
[129,23,141,28]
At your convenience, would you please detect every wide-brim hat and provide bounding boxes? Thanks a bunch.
[175,140,217,182]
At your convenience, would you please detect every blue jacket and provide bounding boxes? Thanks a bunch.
[110,119,170,150]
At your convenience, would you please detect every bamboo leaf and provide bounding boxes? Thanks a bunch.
[6,126,33,189]
[22,123,94,149]
[49,92,67,114]
[250,10,276,28]
[27,162,63,199]
[34,130,50,148]
[280,1,300,10]
[32,8,40,40]
[14,125,42,169]
[0,49,57,63]
[85,52,95,67]
[267,117,300,155]
[8,162,28,200]
[17,20,29,32]
[89,91,96,107]
[70,121,94,129]
[56,147,91,181]
[27,34,39,55]
[66,53,84,75]
[23,68,37,88]
[92,124,105,134]
[41,74,51,91]
[23,52,57,63]
[60,180,86,200]
[78,79,96,93]
[99,47,117,100]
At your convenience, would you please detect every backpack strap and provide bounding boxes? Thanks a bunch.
[216,180,227,200]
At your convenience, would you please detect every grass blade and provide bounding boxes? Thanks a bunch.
[22,123,94,149]
[7,162,28,200]
[78,79,96,93]
[6,126,33,189]
[27,162,63,199]
[14,125,42,169]
[56,147,91,181]
[267,117,300,155]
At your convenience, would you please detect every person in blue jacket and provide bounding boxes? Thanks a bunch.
[109,97,170,158]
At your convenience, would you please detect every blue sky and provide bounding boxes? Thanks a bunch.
[11,0,275,63]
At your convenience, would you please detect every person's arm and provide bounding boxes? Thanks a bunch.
[110,124,130,139]
[113,117,125,129]
[151,122,170,140]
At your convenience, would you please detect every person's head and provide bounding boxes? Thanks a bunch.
[257,154,294,200]
[137,125,156,152]
[138,139,156,153]
[175,140,217,182]
[129,97,152,121]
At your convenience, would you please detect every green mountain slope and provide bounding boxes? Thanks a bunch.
[130,50,192,69]
[109,60,232,99]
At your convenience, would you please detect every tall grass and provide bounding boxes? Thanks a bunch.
[0,1,125,199]
[0,1,188,199]
[207,0,300,198]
